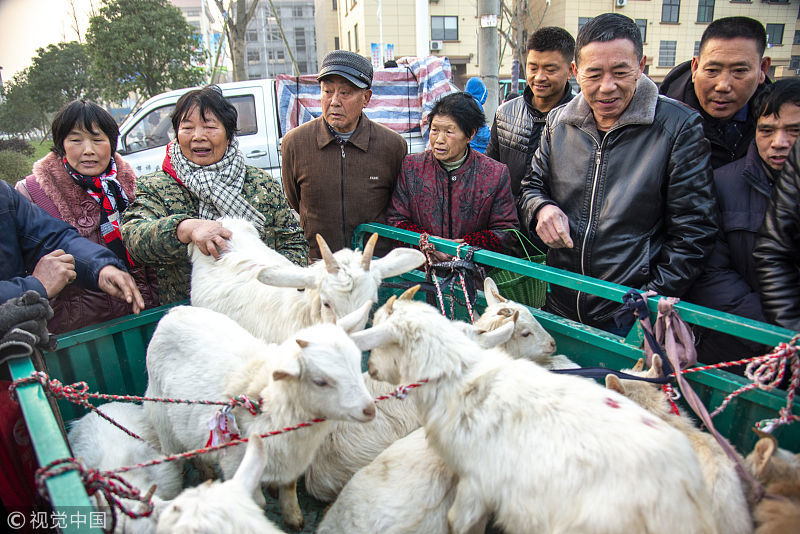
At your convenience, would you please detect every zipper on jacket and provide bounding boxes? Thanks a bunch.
[340,145,346,246]
[576,138,603,325]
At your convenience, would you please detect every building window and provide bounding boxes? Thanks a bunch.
[431,16,458,41]
[694,40,701,57]
[298,61,308,74]
[292,6,303,16]
[790,55,800,70]
[766,24,784,46]
[332,0,337,10]
[661,0,680,23]
[246,30,258,42]
[658,40,677,67]
[795,30,800,45]
[334,36,340,50]
[295,28,306,53]
[247,50,260,64]
[696,0,713,23]
[354,23,359,50]
[268,28,281,41]
[636,19,647,43]
[578,17,592,32]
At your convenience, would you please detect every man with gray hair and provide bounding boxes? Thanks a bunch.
[281,50,407,259]
[517,13,717,333]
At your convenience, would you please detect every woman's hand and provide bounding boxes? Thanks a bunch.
[429,237,464,263]
[98,266,145,313]
[176,219,232,259]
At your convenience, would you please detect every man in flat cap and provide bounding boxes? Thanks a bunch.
[282,50,407,259]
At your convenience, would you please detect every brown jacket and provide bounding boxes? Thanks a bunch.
[16,152,159,334]
[281,114,407,259]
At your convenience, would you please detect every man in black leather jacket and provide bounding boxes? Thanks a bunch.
[517,13,718,333]
[660,17,771,170]
[486,27,575,197]
[754,139,800,332]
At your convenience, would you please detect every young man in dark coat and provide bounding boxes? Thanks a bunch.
[688,79,800,363]
[660,16,771,169]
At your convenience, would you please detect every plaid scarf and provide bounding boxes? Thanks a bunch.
[64,157,134,268]
[169,139,265,232]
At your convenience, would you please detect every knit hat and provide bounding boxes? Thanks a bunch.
[317,50,373,89]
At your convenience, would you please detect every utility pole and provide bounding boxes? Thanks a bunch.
[478,0,500,122]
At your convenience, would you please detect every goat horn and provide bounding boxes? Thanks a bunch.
[143,484,157,502]
[361,233,379,271]
[497,308,514,317]
[296,339,310,348]
[399,285,421,301]
[316,234,339,274]
[511,310,519,323]
[385,295,397,314]
[632,358,645,372]
[491,288,508,303]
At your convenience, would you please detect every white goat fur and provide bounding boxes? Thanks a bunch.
[189,217,425,343]
[351,292,718,534]
[606,356,753,534]
[67,402,183,534]
[144,305,374,529]
[304,277,575,502]
[745,435,800,534]
[156,435,283,534]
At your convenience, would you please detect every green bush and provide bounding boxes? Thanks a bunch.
[0,150,32,186]
[0,138,35,156]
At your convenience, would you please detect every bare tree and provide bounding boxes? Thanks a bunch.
[215,0,261,81]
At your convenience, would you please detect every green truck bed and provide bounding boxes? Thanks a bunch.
[8,223,799,533]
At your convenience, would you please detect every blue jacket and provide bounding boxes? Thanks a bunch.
[0,180,127,303]
[465,77,491,154]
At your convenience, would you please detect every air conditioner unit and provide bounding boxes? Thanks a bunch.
[616,0,627,6]
[430,40,443,51]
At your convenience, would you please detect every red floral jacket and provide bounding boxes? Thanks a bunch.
[385,148,519,252]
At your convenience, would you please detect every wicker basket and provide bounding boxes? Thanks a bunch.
[488,230,547,308]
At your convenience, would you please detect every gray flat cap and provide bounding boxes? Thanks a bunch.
[317,50,373,89]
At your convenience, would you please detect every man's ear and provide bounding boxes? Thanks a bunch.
[690,56,700,82]
[363,88,373,106]
[571,61,578,78]
[759,56,771,84]
[638,55,647,74]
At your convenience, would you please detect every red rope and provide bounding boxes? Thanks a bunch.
[419,233,447,317]
[455,243,475,324]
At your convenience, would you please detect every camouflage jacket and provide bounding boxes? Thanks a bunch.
[121,166,308,305]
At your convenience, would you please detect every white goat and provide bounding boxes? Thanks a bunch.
[317,428,458,534]
[144,303,375,530]
[68,402,183,534]
[745,432,800,534]
[350,287,718,534]
[156,434,283,534]
[606,355,753,534]
[305,277,573,503]
[190,217,425,342]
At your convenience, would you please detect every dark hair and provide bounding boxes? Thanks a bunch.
[752,79,800,121]
[383,59,398,68]
[575,13,642,65]
[172,85,238,141]
[699,17,766,58]
[527,26,575,64]
[504,91,520,103]
[51,100,119,157]
[428,92,485,138]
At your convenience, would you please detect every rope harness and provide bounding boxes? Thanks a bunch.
[417,234,476,323]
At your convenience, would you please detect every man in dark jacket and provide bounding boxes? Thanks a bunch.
[486,27,575,196]
[754,122,800,332]
[688,80,800,361]
[517,13,717,332]
[660,17,771,169]
[281,50,407,260]
[0,180,143,311]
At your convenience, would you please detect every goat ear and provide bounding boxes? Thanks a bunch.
[273,350,302,381]
[233,435,268,493]
[605,374,625,395]
[336,300,373,333]
[372,248,426,279]
[647,355,663,378]
[316,234,340,275]
[476,319,514,348]
[751,436,777,478]
[350,323,396,351]
[632,358,645,372]
[360,233,379,271]
[257,266,316,289]
[485,279,507,306]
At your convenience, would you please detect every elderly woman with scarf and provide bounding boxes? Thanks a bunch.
[121,85,308,305]
[15,101,155,334]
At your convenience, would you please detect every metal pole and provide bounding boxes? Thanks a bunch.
[478,0,500,122]
[378,0,384,65]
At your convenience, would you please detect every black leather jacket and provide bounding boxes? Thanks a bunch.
[518,76,718,327]
[754,141,800,331]
[486,85,574,196]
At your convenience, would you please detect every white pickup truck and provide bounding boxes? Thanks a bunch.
[117,78,427,178]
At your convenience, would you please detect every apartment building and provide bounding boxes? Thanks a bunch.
[244,0,319,78]
[316,0,342,66]
[172,0,222,72]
